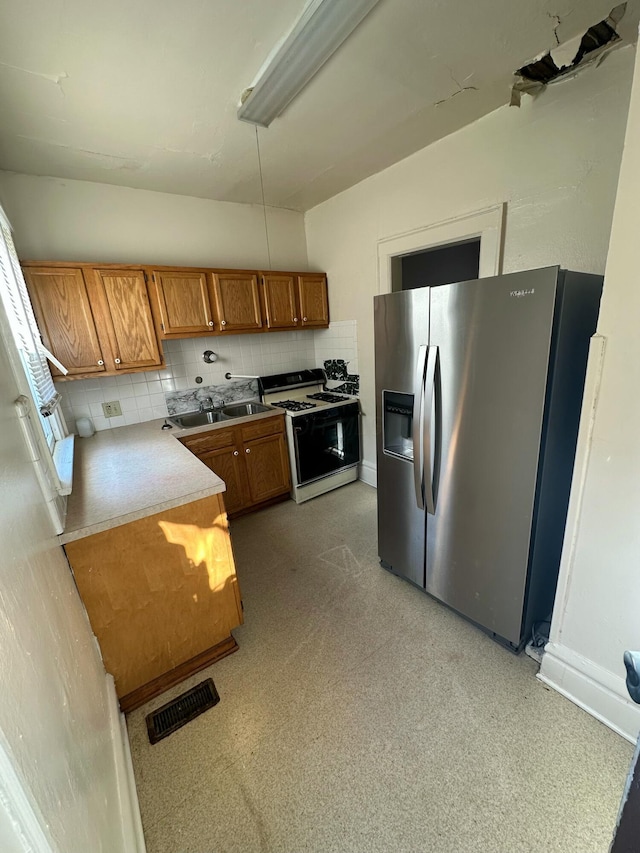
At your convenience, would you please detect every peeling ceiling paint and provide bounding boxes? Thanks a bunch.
[0,0,637,212]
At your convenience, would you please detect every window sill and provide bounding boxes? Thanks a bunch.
[53,434,75,496]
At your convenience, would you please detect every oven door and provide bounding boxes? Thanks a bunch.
[293,403,360,485]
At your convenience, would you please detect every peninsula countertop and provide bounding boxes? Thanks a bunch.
[60,418,225,544]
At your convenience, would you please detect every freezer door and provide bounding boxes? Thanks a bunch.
[374,288,429,587]
[426,267,559,646]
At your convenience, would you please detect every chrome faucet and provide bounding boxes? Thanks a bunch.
[199,396,214,412]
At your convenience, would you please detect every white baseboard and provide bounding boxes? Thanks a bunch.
[539,642,640,744]
[359,460,376,488]
[106,674,146,852]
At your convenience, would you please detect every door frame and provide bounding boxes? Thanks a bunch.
[377,203,505,294]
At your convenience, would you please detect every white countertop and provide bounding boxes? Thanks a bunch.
[60,418,225,544]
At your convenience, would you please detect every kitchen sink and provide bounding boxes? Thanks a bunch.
[221,402,272,418]
[169,410,224,428]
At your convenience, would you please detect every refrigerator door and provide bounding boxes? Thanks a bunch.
[426,267,559,646]
[374,288,429,587]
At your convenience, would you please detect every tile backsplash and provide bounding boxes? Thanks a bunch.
[58,320,359,432]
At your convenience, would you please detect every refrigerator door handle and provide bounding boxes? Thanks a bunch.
[424,345,440,515]
[412,344,428,510]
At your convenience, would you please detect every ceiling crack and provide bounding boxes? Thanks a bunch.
[0,62,68,95]
[548,12,562,45]
[158,146,221,164]
[435,69,478,106]
[16,136,143,169]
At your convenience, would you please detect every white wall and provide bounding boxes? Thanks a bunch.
[0,172,308,270]
[0,293,128,845]
[304,45,636,471]
[539,41,640,742]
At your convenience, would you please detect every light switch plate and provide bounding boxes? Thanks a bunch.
[102,400,122,418]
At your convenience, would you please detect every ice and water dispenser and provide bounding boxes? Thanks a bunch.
[382,391,414,461]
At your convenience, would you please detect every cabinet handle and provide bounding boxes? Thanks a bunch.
[208,321,214,327]
[293,317,298,323]
[221,320,226,326]
[114,358,121,364]
[233,450,239,456]
[97,360,104,366]
[245,448,251,454]
[303,316,307,322]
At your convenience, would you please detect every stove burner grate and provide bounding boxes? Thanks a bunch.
[272,399,317,412]
[307,392,350,403]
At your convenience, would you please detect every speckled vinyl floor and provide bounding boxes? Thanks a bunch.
[127,481,632,853]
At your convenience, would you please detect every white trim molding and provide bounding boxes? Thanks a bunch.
[539,642,640,743]
[358,460,377,488]
[376,203,505,295]
[107,675,146,853]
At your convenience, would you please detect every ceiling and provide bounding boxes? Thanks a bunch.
[0,0,637,212]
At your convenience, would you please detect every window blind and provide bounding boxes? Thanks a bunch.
[0,213,66,415]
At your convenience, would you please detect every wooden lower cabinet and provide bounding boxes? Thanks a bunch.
[180,414,291,518]
[64,494,243,712]
[243,433,290,504]
[199,446,247,515]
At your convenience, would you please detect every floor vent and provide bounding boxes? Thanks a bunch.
[146,679,220,744]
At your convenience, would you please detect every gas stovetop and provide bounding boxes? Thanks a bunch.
[260,369,358,417]
[306,392,350,403]
[271,399,317,412]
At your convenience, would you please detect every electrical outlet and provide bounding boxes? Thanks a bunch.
[102,401,122,418]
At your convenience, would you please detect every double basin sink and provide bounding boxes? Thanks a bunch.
[168,401,273,429]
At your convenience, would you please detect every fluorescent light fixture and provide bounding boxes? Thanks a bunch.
[237,0,382,127]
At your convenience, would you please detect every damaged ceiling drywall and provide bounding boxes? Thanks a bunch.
[512,4,628,105]
[0,0,638,211]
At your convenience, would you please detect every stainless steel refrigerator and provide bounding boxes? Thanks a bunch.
[374,266,602,650]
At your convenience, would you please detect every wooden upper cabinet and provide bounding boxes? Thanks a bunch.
[211,272,262,332]
[261,274,298,330]
[23,267,106,376]
[153,270,214,336]
[298,274,329,328]
[93,269,163,371]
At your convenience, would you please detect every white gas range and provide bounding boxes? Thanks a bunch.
[260,369,361,504]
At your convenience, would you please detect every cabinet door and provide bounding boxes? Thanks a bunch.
[262,274,298,330]
[23,267,106,375]
[153,270,214,335]
[94,269,163,370]
[199,446,248,515]
[211,272,262,332]
[298,274,329,328]
[243,433,291,504]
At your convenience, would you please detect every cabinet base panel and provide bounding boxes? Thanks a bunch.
[119,634,239,713]
[227,491,290,520]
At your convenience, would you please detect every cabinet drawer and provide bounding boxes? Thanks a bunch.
[240,415,284,443]
[179,427,236,454]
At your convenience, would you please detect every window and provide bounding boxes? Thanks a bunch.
[0,205,72,525]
